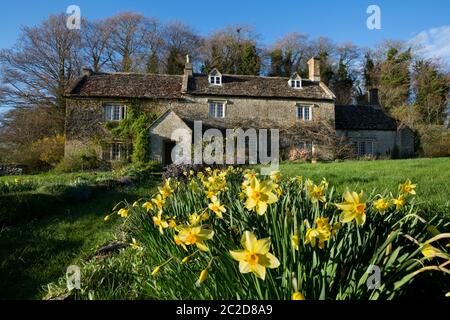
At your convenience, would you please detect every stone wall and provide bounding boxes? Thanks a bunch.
[65,95,335,160]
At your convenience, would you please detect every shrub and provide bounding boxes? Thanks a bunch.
[287,147,311,162]
[54,148,101,173]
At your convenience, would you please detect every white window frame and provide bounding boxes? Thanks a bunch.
[208,101,226,118]
[104,103,127,121]
[296,105,312,121]
[350,140,375,156]
[209,75,222,85]
[290,79,302,89]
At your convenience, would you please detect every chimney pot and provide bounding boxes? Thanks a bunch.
[82,67,93,77]
[307,57,321,82]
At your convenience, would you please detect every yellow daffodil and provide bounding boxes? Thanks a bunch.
[117,208,129,218]
[152,194,165,210]
[291,233,299,251]
[244,176,278,215]
[174,235,187,251]
[178,225,214,252]
[189,212,209,226]
[168,218,177,229]
[229,231,280,280]
[130,238,141,250]
[399,179,416,196]
[292,291,306,300]
[142,201,153,212]
[392,194,406,211]
[304,217,332,249]
[270,170,281,183]
[196,269,209,287]
[373,197,390,213]
[159,179,174,198]
[421,243,449,260]
[181,256,190,264]
[153,212,169,234]
[335,190,367,226]
[189,180,200,193]
[307,183,327,203]
[208,196,226,219]
[205,190,217,199]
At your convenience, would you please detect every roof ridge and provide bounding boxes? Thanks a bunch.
[92,72,183,77]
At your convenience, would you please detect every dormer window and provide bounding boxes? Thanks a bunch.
[208,68,222,85]
[288,73,302,89]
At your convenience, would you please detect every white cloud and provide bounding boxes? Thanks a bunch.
[410,26,450,64]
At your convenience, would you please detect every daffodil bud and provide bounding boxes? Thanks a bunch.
[292,291,305,300]
[181,256,189,264]
[151,266,161,276]
[104,215,111,222]
[196,269,208,287]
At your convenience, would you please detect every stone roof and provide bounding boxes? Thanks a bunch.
[67,73,183,99]
[335,105,397,131]
[187,74,333,100]
[67,72,334,100]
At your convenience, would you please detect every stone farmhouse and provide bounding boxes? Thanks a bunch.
[65,56,414,166]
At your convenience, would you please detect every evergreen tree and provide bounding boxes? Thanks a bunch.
[238,43,261,75]
[165,47,184,75]
[269,48,283,76]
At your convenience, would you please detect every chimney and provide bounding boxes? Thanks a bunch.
[307,57,321,82]
[82,67,93,77]
[368,88,380,108]
[182,54,193,92]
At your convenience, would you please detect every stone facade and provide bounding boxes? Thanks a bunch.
[64,57,415,164]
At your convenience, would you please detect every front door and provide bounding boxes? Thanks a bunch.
[163,140,176,166]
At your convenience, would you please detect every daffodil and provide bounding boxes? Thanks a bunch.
[159,179,174,198]
[196,269,209,287]
[130,238,141,250]
[292,291,306,300]
[208,196,226,219]
[142,201,153,212]
[291,233,299,251]
[244,176,278,215]
[304,217,332,249]
[168,218,177,229]
[174,235,187,251]
[178,225,214,252]
[270,170,281,183]
[205,190,217,199]
[117,208,129,218]
[399,179,416,196]
[104,215,111,221]
[335,190,367,226]
[152,194,165,210]
[132,201,139,207]
[307,183,327,203]
[373,197,390,213]
[229,231,280,280]
[421,243,449,260]
[153,212,169,234]
[392,194,406,211]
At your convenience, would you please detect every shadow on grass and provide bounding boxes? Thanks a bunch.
[0,184,156,300]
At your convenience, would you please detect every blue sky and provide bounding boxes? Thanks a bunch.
[0,0,449,57]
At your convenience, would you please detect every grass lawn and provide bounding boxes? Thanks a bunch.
[279,157,450,218]
[0,174,159,299]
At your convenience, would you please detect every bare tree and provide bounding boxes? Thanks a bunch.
[0,13,82,112]
[81,19,111,72]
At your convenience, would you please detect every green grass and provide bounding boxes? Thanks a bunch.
[0,174,159,299]
[278,158,450,218]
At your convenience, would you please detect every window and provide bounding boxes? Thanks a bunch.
[290,80,301,88]
[296,105,312,121]
[209,76,222,85]
[298,141,314,153]
[102,143,128,161]
[350,140,374,156]
[209,102,225,118]
[104,104,126,121]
